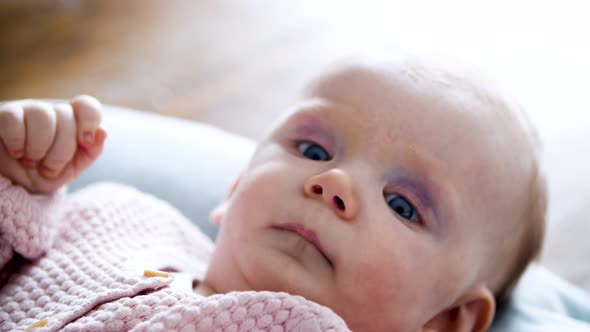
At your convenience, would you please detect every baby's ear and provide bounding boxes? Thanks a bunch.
[209,173,242,225]
[421,283,495,332]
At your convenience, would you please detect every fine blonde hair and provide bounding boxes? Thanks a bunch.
[494,109,547,304]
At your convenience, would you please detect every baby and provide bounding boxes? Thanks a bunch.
[0,56,546,331]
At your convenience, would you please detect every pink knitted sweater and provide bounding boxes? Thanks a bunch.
[0,176,349,331]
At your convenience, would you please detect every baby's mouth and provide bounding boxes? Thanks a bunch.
[274,223,333,267]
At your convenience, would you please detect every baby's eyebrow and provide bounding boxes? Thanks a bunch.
[388,146,457,236]
[285,107,338,142]
[398,175,445,232]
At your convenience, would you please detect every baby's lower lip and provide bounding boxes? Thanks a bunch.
[274,223,333,267]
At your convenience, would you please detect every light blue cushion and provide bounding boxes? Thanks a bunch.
[491,264,590,331]
[71,106,255,238]
[71,106,590,331]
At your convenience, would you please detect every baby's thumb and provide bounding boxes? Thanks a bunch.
[73,127,107,172]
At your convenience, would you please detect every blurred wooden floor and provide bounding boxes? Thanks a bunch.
[0,0,372,138]
[1,0,588,139]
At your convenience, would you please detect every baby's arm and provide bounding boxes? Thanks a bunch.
[0,96,106,194]
[0,96,106,270]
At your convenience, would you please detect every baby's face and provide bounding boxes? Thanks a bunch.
[206,62,532,331]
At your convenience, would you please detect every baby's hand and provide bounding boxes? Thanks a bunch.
[0,96,106,194]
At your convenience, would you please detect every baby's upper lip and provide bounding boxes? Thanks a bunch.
[276,223,332,265]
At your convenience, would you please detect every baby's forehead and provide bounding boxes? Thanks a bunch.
[305,59,507,114]
[303,66,486,143]
[303,60,534,150]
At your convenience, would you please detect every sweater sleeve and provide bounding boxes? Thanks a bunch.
[0,175,65,270]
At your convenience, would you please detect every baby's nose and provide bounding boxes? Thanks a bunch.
[303,168,359,220]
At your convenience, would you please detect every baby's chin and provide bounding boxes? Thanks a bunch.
[234,233,334,296]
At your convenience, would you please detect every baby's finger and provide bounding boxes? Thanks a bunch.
[40,103,77,179]
[0,102,25,158]
[23,102,57,168]
[71,95,102,148]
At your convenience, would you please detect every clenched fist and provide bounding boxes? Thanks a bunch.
[0,95,107,194]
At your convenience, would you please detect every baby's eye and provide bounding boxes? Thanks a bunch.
[384,193,420,223]
[297,142,331,161]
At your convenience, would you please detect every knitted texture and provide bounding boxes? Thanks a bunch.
[64,289,345,332]
[0,176,62,267]
[132,290,345,332]
[0,177,349,331]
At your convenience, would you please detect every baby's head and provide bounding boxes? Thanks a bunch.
[204,56,546,331]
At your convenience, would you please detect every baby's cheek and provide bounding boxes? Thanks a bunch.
[358,245,439,302]
[345,253,403,300]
